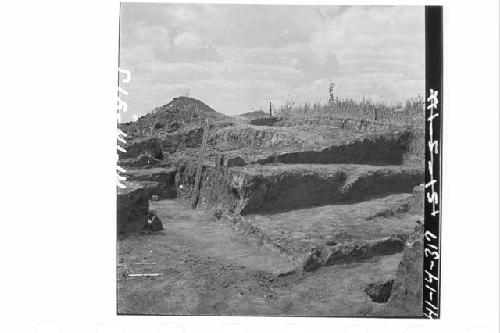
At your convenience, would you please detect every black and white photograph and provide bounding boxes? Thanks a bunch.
[1,0,500,331]
[117,3,430,317]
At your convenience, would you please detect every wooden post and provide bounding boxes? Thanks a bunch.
[269,101,272,116]
[191,119,210,208]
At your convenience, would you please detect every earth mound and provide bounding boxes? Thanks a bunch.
[119,96,233,139]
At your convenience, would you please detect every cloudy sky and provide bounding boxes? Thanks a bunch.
[119,4,424,121]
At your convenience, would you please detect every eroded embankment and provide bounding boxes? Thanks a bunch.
[120,122,423,170]
[230,164,423,215]
[210,124,422,167]
[175,162,423,214]
[255,137,408,165]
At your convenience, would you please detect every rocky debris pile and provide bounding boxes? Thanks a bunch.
[117,182,149,236]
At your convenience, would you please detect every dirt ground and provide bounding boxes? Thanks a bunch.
[117,199,401,316]
[117,97,424,317]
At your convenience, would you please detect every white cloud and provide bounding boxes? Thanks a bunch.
[119,4,425,121]
[173,32,204,49]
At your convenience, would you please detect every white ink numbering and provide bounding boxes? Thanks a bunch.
[423,88,440,319]
[117,68,131,189]
[425,89,439,217]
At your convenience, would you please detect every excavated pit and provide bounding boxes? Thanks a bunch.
[364,279,395,303]
[229,194,422,271]
[227,164,423,215]
[117,96,426,316]
[176,163,423,215]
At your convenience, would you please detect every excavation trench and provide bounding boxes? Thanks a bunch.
[212,126,421,167]
[229,194,421,271]
[177,163,423,215]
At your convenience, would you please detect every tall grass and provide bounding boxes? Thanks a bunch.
[274,96,425,128]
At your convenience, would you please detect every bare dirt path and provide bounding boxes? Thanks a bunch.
[149,199,296,275]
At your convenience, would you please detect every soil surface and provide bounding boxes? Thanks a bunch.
[118,199,402,316]
[239,194,421,265]
[117,97,424,317]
